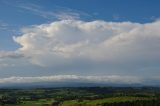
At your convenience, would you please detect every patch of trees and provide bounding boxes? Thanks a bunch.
[0,95,20,105]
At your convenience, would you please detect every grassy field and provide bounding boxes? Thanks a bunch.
[4,96,150,106]
[6,99,54,106]
[61,96,150,106]
[0,87,160,106]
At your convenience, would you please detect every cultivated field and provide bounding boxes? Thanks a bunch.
[0,87,160,106]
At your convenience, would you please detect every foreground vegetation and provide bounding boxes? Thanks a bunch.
[0,87,160,106]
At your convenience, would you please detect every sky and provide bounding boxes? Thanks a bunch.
[0,0,160,85]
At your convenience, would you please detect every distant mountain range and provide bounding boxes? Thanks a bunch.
[0,81,159,89]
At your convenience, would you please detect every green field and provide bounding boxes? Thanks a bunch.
[61,96,150,106]
[0,87,160,106]
[4,96,152,106]
[6,100,53,106]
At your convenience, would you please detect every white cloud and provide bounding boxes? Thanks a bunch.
[0,19,160,81]
[0,75,142,84]
[12,20,160,67]
[0,51,23,59]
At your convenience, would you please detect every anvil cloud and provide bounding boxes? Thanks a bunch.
[12,20,160,67]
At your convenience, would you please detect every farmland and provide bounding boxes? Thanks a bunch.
[0,87,160,106]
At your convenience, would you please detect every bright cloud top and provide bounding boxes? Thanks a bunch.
[12,20,160,67]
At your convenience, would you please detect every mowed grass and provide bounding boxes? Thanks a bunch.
[61,96,150,106]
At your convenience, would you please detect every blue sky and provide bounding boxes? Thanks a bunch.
[0,0,160,85]
[0,0,160,50]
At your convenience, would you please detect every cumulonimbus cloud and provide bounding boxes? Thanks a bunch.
[0,19,160,84]
[12,19,160,67]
